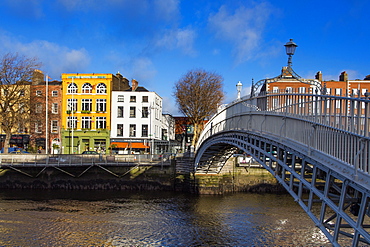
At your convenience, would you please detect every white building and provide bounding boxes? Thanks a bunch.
[110,80,163,154]
[160,113,176,153]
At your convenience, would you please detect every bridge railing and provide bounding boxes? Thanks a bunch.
[0,154,174,166]
[198,91,370,175]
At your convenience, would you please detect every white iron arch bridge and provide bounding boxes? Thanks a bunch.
[195,91,370,246]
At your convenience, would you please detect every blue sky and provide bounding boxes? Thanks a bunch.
[0,0,369,115]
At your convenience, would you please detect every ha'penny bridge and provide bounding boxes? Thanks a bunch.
[194,86,370,246]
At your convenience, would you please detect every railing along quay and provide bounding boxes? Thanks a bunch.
[0,154,174,167]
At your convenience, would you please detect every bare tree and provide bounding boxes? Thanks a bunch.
[0,53,41,153]
[174,69,224,148]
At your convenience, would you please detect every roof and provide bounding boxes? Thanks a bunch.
[125,86,149,92]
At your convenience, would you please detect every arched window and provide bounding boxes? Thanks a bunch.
[82,83,92,94]
[67,83,78,94]
[96,83,106,94]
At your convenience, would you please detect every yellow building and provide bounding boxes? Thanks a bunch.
[61,73,129,154]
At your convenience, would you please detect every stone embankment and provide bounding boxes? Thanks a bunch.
[0,155,284,194]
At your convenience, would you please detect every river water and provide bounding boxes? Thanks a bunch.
[0,190,331,246]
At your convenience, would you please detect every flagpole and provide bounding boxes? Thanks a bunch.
[71,77,74,154]
[45,74,49,154]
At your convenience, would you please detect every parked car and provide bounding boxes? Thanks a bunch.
[1,147,29,154]
[82,151,98,154]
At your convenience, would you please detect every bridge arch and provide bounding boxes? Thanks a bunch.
[195,92,370,246]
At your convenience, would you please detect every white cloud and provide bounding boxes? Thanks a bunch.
[155,28,197,56]
[131,57,157,83]
[208,3,273,64]
[0,31,90,78]
[154,0,180,21]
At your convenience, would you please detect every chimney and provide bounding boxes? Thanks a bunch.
[315,71,322,81]
[339,71,348,81]
[32,69,44,85]
[132,79,138,91]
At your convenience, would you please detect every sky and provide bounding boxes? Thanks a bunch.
[0,0,369,115]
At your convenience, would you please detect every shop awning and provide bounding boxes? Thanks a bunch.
[111,142,150,149]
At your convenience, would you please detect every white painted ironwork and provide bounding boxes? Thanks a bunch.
[195,90,370,246]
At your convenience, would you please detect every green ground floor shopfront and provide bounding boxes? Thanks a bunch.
[61,129,110,154]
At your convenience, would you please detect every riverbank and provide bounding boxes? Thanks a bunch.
[0,157,283,194]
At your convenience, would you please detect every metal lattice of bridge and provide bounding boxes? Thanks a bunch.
[195,91,370,246]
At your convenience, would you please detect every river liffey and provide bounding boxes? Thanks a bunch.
[0,190,331,246]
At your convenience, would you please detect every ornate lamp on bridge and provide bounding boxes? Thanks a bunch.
[236,81,242,100]
[284,39,298,68]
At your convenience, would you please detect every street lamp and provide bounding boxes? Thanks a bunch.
[284,39,298,68]
[236,81,242,100]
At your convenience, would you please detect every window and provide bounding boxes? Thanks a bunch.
[82,99,92,111]
[286,87,293,93]
[336,99,341,109]
[36,90,42,96]
[142,96,148,102]
[36,103,42,113]
[272,87,279,93]
[117,124,123,137]
[96,83,106,94]
[82,83,92,93]
[82,117,92,129]
[35,122,42,133]
[52,90,58,97]
[299,87,306,93]
[117,106,124,118]
[118,95,124,102]
[51,120,58,133]
[96,117,106,129]
[130,107,136,118]
[335,88,342,95]
[130,96,136,102]
[129,124,136,137]
[67,83,78,94]
[67,116,77,129]
[142,125,148,137]
[142,107,149,118]
[52,103,58,114]
[67,99,78,111]
[96,99,106,112]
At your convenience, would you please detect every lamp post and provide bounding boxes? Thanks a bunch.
[236,81,242,100]
[284,39,298,68]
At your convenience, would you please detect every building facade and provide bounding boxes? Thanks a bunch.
[110,80,163,154]
[60,73,130,154]
[30,71,62,154]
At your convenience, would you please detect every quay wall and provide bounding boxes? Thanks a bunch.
[0,164,176,191]
[193,158,283,195]
[0,156,282,194]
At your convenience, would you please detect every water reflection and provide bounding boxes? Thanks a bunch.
[0,190,331,246]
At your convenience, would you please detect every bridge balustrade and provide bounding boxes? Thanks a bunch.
[198,91,370,177]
